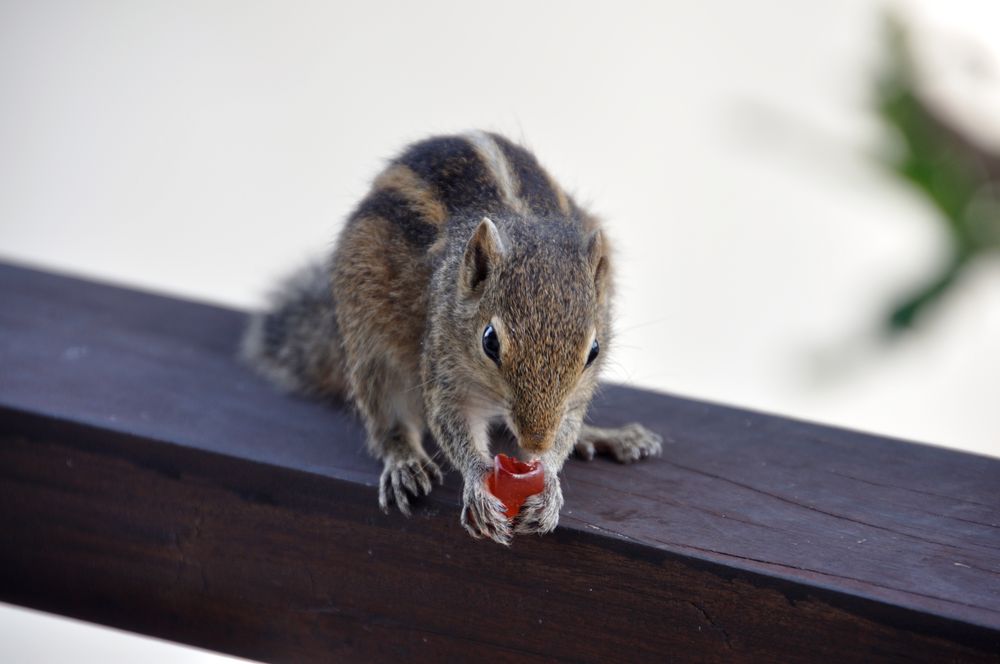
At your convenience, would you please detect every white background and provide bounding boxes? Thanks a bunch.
[1,1,997,661]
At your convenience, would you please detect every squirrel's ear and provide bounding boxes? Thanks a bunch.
[460,217,505,296]
[586,229,609,303]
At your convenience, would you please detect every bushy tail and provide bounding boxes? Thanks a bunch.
[240,259,348,399]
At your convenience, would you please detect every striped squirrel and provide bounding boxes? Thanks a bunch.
[242,131,661,545]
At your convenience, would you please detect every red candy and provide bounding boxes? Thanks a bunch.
[486,454,545,519]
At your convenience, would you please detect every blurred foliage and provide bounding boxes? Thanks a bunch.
[876,17,1000,333]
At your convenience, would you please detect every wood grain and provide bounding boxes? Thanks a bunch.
[1,261,998,662]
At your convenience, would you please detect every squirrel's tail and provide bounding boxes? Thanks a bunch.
[240,259,349,400]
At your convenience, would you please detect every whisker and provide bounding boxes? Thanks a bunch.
[403,376,437,394]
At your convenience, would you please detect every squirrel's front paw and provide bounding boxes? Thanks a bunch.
[378,453,443,516]
[461,466,512,546]
[514,475,564,536]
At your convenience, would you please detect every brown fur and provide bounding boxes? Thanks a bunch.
[242,131,661,545]
[373,164,448,227]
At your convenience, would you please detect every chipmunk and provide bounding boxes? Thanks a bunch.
[242,131,661,545]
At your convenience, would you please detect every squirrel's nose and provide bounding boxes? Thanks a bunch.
[519,429,555,454]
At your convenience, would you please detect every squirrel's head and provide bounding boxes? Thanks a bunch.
[459,217,610,456]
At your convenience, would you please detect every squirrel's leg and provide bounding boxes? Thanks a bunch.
[574,423,663,464]
[426,398,512,545]
[350,358,443,516]
[514,412,581,536]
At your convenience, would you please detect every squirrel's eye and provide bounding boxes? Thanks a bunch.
[585,339,600,368]
[482,324,501,366]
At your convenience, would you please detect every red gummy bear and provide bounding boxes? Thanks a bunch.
[486,454,545,519]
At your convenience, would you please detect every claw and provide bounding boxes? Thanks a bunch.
[461,468,513,545]
[415,465,433,495]
[390,469,411,516]
[398,464,419,496]
[378,465,392,513]
[429,462,445,485]
[575,440,596,461]
[379,453,441,516]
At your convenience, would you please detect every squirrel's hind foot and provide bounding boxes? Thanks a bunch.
[574,423,663,464]
[378,453,443,517]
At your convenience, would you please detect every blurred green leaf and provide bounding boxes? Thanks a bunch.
[876,16,999,333]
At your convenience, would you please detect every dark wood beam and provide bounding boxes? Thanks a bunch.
[0,261,997,662]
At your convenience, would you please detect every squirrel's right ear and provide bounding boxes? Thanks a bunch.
[460,217,506,296]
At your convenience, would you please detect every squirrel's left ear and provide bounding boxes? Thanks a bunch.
[460,217,506,297]
[586,230,609,303]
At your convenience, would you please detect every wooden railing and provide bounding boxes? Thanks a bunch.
[0,261,997,662]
